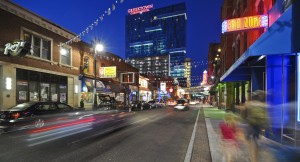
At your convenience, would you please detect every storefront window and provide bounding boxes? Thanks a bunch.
[29,71,39,101]
[60,85,67,103]
[16,69,68,103]
[40,83,50,101]
[29,81,39,101]
[51,83,58,102]
[17,81,28,103]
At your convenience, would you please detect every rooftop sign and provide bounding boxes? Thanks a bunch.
[222,15,268,33]
[128,4,153,15]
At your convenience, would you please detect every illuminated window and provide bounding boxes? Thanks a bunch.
[60,46,71,66]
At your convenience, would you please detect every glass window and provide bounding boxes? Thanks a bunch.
[17,81,28,103]
[51,75,59,102]
[60,46,71,65]
[84,57,89,74]
[57,103,72,110]
[29,81,39,101]
[23,29,51,60]
[51,84,58,102]
[42,40,51,60]
[40,83,50,101]
[33,36,41,57]
[59,85,67,103]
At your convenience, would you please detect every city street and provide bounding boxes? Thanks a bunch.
[0,105,210,162]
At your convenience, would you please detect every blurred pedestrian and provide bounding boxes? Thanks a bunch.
[245,90,269,162]
[219,113,238,162]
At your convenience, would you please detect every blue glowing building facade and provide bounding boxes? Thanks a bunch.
[125,3,187,78]
[220,0,300,146]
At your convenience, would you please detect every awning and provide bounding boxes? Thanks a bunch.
[221,4,299,82]
[81,78,110,92]
[106,82,124,93]
[82,78,93,92]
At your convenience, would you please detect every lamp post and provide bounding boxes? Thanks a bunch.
[93,43,104,110]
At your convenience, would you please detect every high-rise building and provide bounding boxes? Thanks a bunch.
[125,3,187,78]
[184,58,191,87]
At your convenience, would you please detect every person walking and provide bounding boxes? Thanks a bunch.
[219,113,238,162]
[245,90,269,162]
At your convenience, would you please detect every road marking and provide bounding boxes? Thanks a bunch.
[184,108,201,162]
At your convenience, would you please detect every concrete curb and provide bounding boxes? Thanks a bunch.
[205,117,224,162]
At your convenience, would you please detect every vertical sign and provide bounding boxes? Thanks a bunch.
[161,82,166,92]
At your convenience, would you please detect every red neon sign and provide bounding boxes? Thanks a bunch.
[222,15,268,33]
[128,4,153,15]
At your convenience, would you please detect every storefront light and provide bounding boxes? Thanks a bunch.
[74,85,78,93]
[5,77,12,90]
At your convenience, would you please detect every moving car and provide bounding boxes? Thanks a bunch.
[174,99,189,111]
[0,102,85,133]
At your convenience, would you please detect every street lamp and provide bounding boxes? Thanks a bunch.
[93,43,104,110]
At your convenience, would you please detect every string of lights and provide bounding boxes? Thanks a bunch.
[60,0,126,46]
[85,55,220,67]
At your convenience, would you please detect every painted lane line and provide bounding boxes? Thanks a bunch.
[184,108,201,162]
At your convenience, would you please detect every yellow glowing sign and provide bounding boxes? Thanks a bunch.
[99,66,116,78]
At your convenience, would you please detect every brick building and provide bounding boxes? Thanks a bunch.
[0,1,139,110]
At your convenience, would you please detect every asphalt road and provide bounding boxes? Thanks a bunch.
[0,105,210,162]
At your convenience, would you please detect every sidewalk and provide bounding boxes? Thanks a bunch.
[202,105,277,162]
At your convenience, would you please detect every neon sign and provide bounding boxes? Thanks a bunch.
[128,4,153,15]
[222,15,268,33]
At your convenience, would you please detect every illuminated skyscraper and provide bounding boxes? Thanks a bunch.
[125,3,187,78]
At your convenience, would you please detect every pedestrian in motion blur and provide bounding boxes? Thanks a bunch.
[245,90,269,162]
[219,113,238,162]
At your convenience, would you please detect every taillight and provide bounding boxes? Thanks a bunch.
[10,112,21,119]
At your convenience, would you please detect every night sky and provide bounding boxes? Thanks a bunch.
[11,0,222,86]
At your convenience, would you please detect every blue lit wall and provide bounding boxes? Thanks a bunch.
[251,66,264,91]
[266,55,296,142]
[266,55,283,142]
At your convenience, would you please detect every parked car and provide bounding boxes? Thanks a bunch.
[97,94,117,110]
[174,99,189,111]
[147,100,159,108]
[0,102,85,133]
[141,101,153,110]
[131,101,143,111]
[116,101,125,110]
[189,100,196,105]
[156,100,166,108]
[167,99,177,106]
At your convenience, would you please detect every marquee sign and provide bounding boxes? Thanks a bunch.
[222,15,268,33]
[128,4,153,15]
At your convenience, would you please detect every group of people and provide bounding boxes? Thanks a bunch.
[219,90,269,162]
